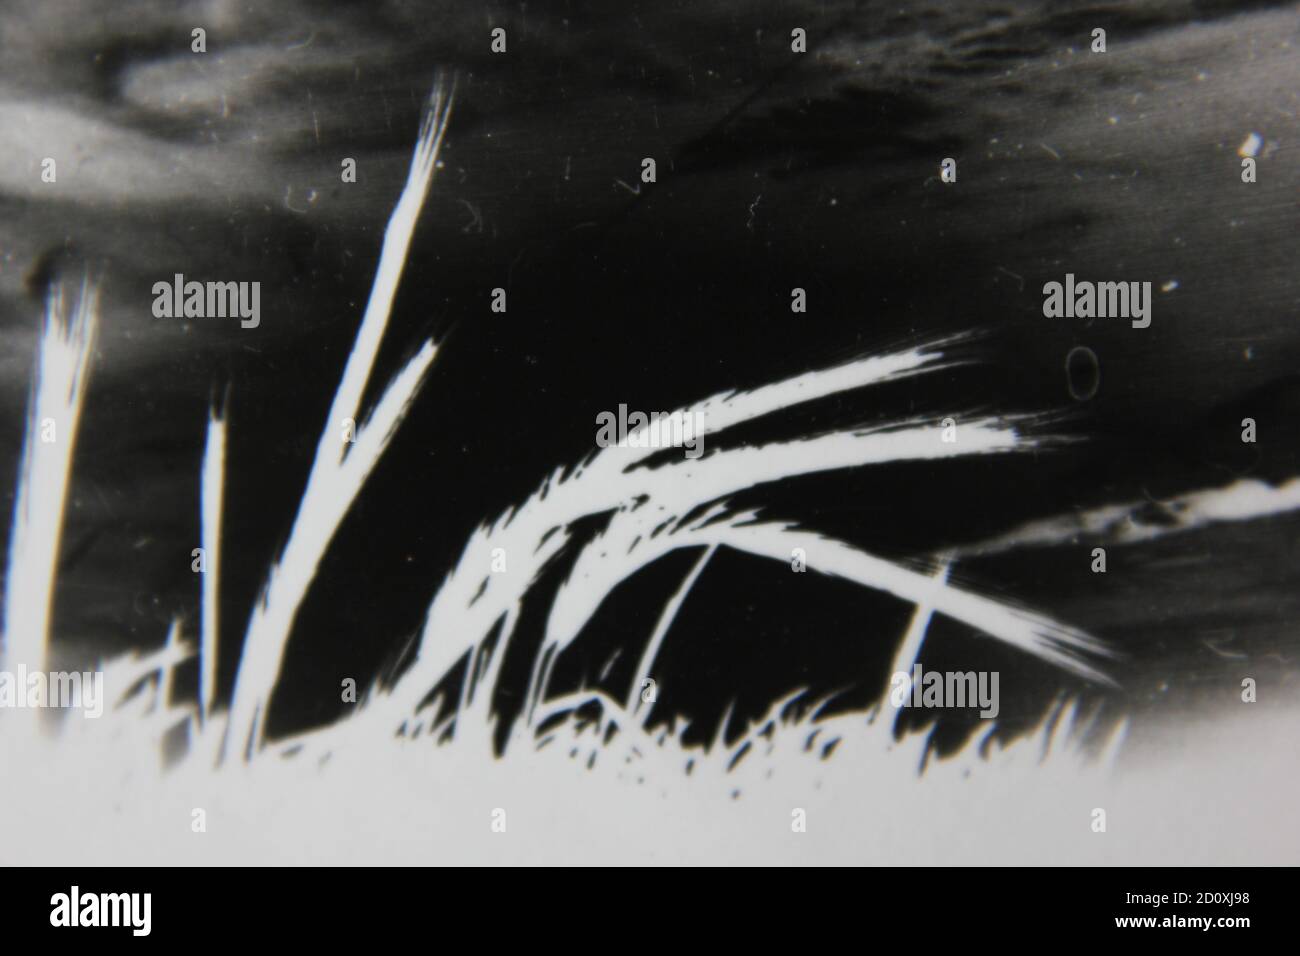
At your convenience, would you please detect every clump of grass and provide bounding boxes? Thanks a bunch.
[365,341,1113,746]
[223,75,456,760]
[2,76,1114,780]
[10,75,1300,867]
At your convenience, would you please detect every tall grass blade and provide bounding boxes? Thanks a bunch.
[2,280,98,692]
[199,405,226,726]
[224,76,455,759]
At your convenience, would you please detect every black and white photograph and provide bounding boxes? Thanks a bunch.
[0,0,1297,893]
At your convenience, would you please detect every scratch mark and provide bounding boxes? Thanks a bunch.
[995,265,1025,290]
[1204,638,1247,660]
[458,199,483,234]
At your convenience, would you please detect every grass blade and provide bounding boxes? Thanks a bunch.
[199,404,226,726]
[224,77,455,759]
[2,280,98,684]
